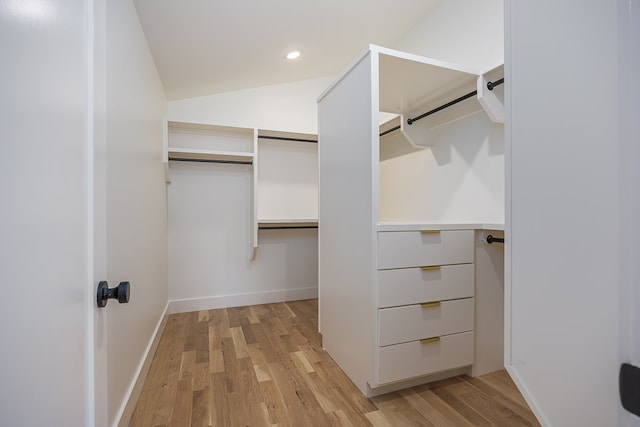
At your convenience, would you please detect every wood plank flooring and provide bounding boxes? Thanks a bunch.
[131,299,539,426]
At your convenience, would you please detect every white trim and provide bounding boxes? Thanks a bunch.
[503,0,513,372]
[114,301,170,427]
[505,365,551,427]
[168,287,318,314]
[85,0,96,424]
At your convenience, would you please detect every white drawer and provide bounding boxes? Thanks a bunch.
[378,298,474,346]
[377,230,474,269]
[377,263,474,308]
[376,331,474,385]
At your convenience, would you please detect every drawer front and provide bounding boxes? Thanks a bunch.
[378,298,474,346]
[377,230,474,269]
[376,331,474,385]
[377,263,474,308]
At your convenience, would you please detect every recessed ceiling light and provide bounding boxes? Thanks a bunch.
[286,51,301,60]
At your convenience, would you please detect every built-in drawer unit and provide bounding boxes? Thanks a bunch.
[377,229,474,269]
[377,263,474,308]
[374,228,475,387]
[376,331,474,384]
[378,298,474,346]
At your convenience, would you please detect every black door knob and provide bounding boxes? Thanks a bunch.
[96,281,130,308]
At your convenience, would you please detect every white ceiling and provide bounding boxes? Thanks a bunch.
[133,0,440,100]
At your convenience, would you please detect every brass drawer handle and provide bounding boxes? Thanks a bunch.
[420,336,441,344]
[420,266,441,271]
[420,230,440,234]
[420,301,441,309]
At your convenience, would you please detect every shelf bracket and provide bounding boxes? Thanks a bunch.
[399,114,434,148]
[477,75,504,124]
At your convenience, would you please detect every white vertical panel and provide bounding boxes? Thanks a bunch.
[0,1,90,425]
[618,0,640,424]
[472,230,504,376]
[506,1,620,425]
[104,0,168,424]
[318,51,377,394]
[257,139,318,221]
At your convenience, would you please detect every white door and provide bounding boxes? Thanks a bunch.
[505,1,639,426]
[0,0,105,425]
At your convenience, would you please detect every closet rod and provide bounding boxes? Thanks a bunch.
[258,135,318,144]
[486,235,504,244]
[168,158,253,165]
[407,78,504,125]
[379,125,401,137]
[258,225,318,230]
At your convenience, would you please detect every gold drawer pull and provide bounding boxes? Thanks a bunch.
[420,337,441,344]
[420,301,441,309]
[420,266,440,271]
[420,230,440,234]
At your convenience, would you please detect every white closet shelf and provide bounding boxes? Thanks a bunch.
[377,221,504,232]
[167,148,254,164]
[258,219,318,229]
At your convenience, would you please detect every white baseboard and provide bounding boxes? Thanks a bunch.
[115,301,170,427]
[505,364,550,427]
[168,286,318,314]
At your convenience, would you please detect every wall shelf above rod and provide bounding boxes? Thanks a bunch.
[258,225,318,230]
[258,135,317,144]
[258,219,318,230]
[167,148,254,164]
[168,158,252,165]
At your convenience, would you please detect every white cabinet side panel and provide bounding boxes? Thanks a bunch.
[506,1,620,425]
[318,52,377,394]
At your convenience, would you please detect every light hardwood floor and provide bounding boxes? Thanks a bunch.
[131,299,539,426]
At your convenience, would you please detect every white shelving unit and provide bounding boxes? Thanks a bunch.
[165,121,259,259]
[318,45,505,397]
[256,129,318,229]
[164,122,319,259]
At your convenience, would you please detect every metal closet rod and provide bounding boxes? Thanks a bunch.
[168,158,253,165]
[380,125,401,137]
[407,78,504,125]
[486,235,504,244]
[258,135,318,144]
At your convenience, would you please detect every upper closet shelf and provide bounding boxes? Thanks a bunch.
[165,121,256,165]
[168,148,254,164]
[321,45,504,147]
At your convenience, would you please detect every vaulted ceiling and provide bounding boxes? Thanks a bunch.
[133,0,440,100]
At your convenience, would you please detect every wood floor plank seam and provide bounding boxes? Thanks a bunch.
[130,299,539,427]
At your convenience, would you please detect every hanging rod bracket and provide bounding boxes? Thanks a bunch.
[477,75,505,124]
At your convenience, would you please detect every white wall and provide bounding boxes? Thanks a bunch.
[169,77,333,134]
[393,0,504,70]
[505,1,623,425]
[167,162,318,311]
[104,0,168,425]
[380,111,504,223]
